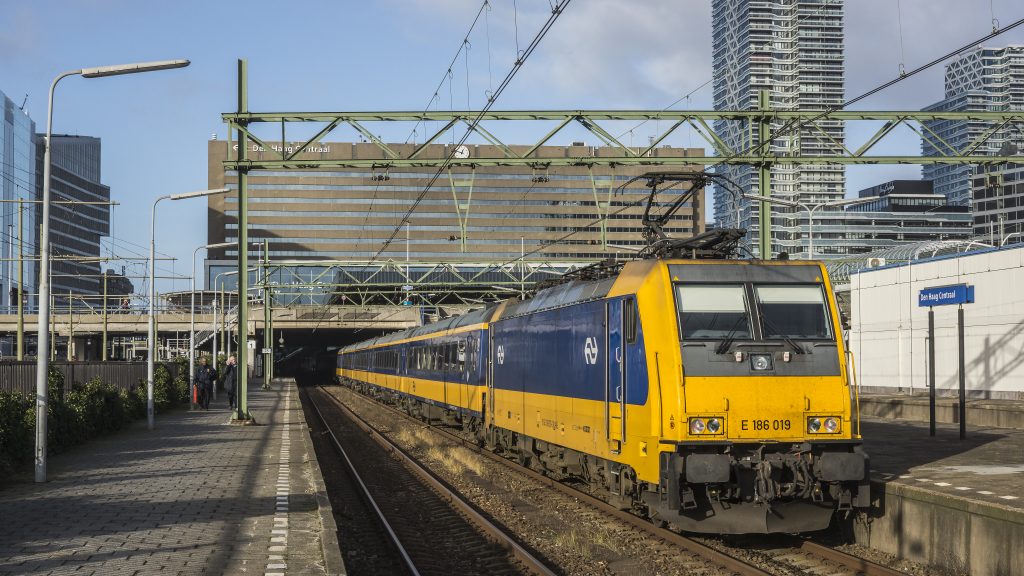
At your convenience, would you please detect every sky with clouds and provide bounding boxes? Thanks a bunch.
[2,0,1023,293]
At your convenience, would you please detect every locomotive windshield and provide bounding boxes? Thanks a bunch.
[676,284,753,340]
[675,282,834,342]
[755,284,832,340]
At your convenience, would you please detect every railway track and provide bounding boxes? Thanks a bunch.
[301,387,417,575]
[326,382,909,576]
[303,385,555,576]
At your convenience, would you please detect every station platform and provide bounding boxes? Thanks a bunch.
[857,416,1023,576]
[859,392,1024,430]
[0,380,344,576]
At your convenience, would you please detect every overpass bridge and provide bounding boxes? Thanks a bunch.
[0,304,480,360]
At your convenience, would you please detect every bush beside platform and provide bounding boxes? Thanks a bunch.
[0,356,191,476]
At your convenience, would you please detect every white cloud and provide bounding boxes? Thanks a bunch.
[521,0,712,105]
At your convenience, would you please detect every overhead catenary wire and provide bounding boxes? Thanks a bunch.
[371,0,573,264]
[404,0,491,145]
[491,15,1024,268]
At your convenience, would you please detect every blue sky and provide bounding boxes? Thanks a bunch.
[2,0,1023,294]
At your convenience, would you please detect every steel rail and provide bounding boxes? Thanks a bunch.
[338,382,907,576]
[797,539,903,576]
[314,387,558,576]
[329,383,770,576]
[306,394,421,576]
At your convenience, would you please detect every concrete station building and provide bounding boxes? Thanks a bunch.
[205,140,706,294]
[848,242,1024,401]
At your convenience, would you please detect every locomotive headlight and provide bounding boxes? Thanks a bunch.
[689,417,724,435]
[706,417,722,434]
[689,418,706,434]
[807,416,841,434]
[750,353,773,371]
[823,417,840,433]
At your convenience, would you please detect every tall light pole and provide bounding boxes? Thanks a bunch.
[742,194,878,259]
[35,59,190,483]
[191,241,232,409]
[148,188,227,429]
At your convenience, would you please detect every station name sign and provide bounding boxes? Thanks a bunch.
[232,143,330,154]
[918,284,974,307]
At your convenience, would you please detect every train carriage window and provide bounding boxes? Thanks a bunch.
[675,284,753,340]
[755,285,832,340]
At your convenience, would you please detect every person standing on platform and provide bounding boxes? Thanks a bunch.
[194,356,217,410]
[224,355,238,410]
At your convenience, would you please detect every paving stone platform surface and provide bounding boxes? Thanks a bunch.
[0,382,341,576]
[863,416,1023,511]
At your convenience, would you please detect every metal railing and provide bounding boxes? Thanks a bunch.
[0,360,180,397]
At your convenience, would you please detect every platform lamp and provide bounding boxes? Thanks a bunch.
[148,188,229,429]
[190,241,233,410]
[35,59,190,483]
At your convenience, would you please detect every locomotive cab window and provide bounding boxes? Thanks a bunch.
[755,285,833,340]
[675,284,752,340]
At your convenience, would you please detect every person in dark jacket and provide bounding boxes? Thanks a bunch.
[194,356,217,410]
[223,355,238,410]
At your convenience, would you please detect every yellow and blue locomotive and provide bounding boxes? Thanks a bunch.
[337,254,869,533]
[337,172,869,534]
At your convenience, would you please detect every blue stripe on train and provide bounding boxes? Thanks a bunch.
[491,298,649,405]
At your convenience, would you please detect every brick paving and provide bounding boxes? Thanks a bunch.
[0,383,341,575]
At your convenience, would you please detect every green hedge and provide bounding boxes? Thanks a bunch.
[0,360,190,476]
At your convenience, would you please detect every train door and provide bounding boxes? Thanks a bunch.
[486,330,495,425]
[443,340,451,407]
[606,299,625,451]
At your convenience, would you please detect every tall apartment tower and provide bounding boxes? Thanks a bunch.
[922,45,1024,206]
[711,0,846,257]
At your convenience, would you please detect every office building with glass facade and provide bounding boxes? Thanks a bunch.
[206,140,705,300]
[839,180,972,254]
[1,89,38,318]
[34,135,111,307]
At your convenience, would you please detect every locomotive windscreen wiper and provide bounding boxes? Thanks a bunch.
[758,312,805,355]
[714,315,747,355]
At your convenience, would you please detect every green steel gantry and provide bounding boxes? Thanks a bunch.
[223,58,1024,419]
[223,103,1024,256]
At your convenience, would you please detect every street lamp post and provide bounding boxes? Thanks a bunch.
[742,194,879,259]
[191,242,233,410]
[148,188,228,429]
[35,59,189,483]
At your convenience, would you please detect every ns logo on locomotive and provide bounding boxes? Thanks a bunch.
[336,173,869,534]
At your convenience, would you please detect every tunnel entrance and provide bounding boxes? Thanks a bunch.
[262,327,390,384]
